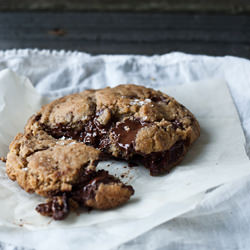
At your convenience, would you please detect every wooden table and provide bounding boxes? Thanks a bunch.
[0,12,250,58]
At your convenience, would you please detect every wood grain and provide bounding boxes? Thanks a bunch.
[0,0,250,13]
[0,12,250,57]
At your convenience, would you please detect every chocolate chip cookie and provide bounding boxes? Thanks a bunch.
[6,84,200,220]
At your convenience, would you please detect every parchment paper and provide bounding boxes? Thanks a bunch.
[0,68,249,250]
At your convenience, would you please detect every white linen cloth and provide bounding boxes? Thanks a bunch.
[0,50,249,250]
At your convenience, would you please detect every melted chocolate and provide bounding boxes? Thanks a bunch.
[71,170,121,204]
[0,157,6,163]
[35,114,42,121]
[150,96,168,103]
[140,140,185,176]
[111,119,148,157]
[42,115,149,156]
[42,112,186,177]
[171,119,183,130]
[36,170,134,220]
[36,194,69,220]
[42,114,112,150]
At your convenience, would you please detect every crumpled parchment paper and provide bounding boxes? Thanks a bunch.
[0,50,249,250]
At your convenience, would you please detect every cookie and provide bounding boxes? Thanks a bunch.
[6,128,134,220]
[0,157,6,163]
[6,84,200,220]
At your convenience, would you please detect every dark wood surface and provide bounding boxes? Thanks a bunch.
[1,0,250,13]
[0,12,250,58]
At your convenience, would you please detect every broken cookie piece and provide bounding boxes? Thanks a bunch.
[71,170,134,210]
[6,132,100,196]
[36,170,134,220]
[36,194,69,220]
[6,132,134,220]
[0,157,6,163]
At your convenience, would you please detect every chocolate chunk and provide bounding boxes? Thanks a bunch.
[82,117,110,148]
[139,140,185,176]
[150,95,169,104]
[71,170,121,205]
[171,119,183,130]
[36,194,69,220]
[42,112,113,150]
[0,157,6,163]
[41,122,82,140]
[111,119,148,157]
[35,114,42,121]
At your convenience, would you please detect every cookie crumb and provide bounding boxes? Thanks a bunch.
[0,157,6,163]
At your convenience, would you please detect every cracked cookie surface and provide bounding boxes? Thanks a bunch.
[6,84,199,220]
